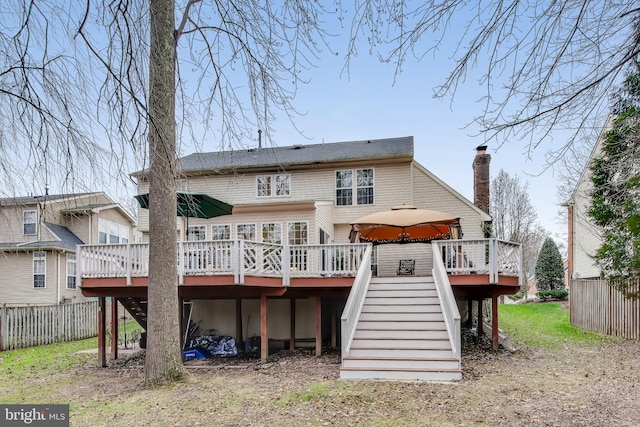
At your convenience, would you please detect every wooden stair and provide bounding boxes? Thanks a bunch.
[117,297,148,330]
[340,276,461,382]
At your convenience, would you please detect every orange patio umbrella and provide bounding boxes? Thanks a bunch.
[349,205,461,244]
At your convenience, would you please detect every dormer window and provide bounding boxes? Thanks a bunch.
[23,210,36,235]
[257,174,290,197]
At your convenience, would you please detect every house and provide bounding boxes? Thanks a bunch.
[0,192,136,307]
[566,124,608,281]
[79,136,522,381]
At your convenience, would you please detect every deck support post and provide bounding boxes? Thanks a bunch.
[289,298,296,351]
[477,299,483,337]
[235,299,243,351]
[315,297,322,356]
[331,302,337,348]
[98,297,106,367]
[492,295,499,351]
[110,298,118,360]
[260,293,268,362]
[467,299,473,327]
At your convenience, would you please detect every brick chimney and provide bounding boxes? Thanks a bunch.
[473,145,491,214]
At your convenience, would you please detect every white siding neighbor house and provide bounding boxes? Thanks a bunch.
[0,192,135,306]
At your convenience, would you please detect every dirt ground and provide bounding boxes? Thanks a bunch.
[66,334,640,427]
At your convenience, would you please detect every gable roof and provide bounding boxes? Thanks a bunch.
[0,192,97,207]
[0,222,84,252]
[132,136,414,177]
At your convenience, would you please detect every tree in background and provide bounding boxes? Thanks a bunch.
[2,1,336,386]
[353,1,639,158]
[535,238,565,291]
[490,169,546,297]
[589,69,640,294]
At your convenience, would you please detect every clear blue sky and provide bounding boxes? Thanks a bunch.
[228,35,572,240]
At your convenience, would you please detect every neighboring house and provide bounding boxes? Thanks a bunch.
[566,123,609,281]
[79,137,522,381]
[0,192,136,307]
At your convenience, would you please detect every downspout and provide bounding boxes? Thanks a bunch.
[56,251,61,304]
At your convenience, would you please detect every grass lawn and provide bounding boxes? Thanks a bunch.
[499,302,617,348]
[1,304,636,426]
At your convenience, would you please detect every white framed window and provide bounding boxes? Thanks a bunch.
[256,176,272,197]
[336,170,353,206]
[66,254,77,289]
[261,223,282,271]
[33,251,46,288]
[288,222,308,272]
[23,210,37,235]
[288,222,308,245]
[98,219,129,244]
[336,169,374,206]
[238,224,257,269]
[237,224,256,241]
[257,174,290,197]
[211,224,231,240]
[187,225,206,241]
[262,223,282,244]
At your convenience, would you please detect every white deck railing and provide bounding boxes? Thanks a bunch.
[340,244,373,358]
[434,239,522,282]
[77,241,371,286]
[431,241,461,361]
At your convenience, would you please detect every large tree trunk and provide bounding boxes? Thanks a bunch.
[144,0,186,386]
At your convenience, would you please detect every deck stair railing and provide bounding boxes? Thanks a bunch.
[431,241,461,360]
[339,244,373,357]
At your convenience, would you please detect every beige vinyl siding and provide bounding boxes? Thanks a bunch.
[0,205,39,244]
[191,298,317,342]
[64,214,92,244]
[0,251,58,306]
[315,202,334,241]
[377,244,434,277]
[571,170,602,279]
[411,163,487,239]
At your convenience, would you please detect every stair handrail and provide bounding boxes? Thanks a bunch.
[431,241,461,360]
[340,244,373,359]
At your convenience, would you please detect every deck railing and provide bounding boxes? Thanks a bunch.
[434,239,522,282]
[340,244,373,358]
[77,241,371,286]
[431,242,461,361]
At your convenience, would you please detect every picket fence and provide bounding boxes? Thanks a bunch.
[0,301,98,351]
[570,279,640,340]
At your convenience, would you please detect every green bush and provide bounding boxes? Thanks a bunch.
[508,290,525,301]
[537,288,569,301]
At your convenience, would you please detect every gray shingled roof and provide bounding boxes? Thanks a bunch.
[0,222,83,252]
[0,193,97,207]
[132,136,414,176]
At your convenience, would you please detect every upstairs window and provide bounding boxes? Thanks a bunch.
[33,251,46,288]
[24,210,36,235]
[211,225,231,240]
[66,254,77,289]
[257,174,290,197]
[336,168,374,206]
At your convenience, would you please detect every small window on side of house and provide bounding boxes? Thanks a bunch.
[24,210,37,235]
[66,253,77,289]
[33,251,46,288]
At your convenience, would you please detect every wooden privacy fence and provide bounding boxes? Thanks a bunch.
[570,279,640,340]
[0,301,98,351]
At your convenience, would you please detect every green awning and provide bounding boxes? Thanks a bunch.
[134,191,233,219]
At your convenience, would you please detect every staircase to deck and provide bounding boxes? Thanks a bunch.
[340,276,461,382]
[117,297,148,329]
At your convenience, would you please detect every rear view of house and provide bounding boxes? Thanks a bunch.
[78,136,522,381]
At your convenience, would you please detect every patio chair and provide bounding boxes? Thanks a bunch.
[397,259,415,276]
